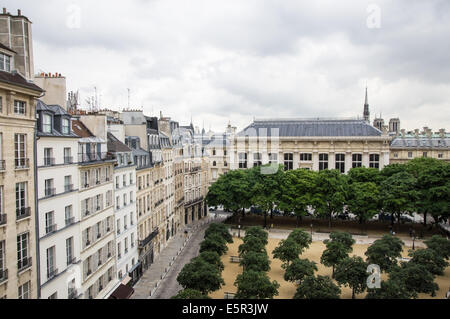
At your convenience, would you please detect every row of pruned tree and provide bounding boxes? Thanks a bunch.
[172,223,233,299]
[206,157,450,229]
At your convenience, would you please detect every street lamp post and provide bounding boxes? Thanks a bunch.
[412,230,416,250]
[310,223,313,238]
[238,225,241,238]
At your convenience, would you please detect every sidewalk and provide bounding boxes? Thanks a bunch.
[131,215,220,299]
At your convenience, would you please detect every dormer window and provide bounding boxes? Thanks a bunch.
[62,118,70,134]
[0,53,11,72]
[43,114,52,133]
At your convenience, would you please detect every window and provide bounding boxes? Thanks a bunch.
[17,233,29,270]
[64,176,72,192]
[0,53,11,72]
[0,97,2,112]
[0,186,3,216]
[423,152,428,158]
[300,153,312,162]
[212,161,217,167]
[408,152,413,158]
[393,153,398,158]
[0,240,5,276]
[369,154,380,169]
[319,154,328,171]
[14,100,26,115]
[438,153,443,159]
[16,182,27,213]
[335,154,345,173]
[268,153,278,164]
[45,211,55,234]
[62,118,70,134]
[117,242,121,259]
[284,153,293,171]
[65,205,73,225]
[253,153,262,167]
[44,148,53,166]
[123,174,127,187]
[18,281,30,299]
[43,114,51,133]
[238,153,247,169]
[352,154,362,168]
[66,237,73,265]
[45,179,54,197]
[46,246,56,278]
[14,134,27,168]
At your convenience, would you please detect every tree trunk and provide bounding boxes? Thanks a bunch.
[270,208,274,219]
[296,215,300,227]
[329,212,332,228]
[352,288,355,299]
[332,265,335,278]
[423,211,428,227]
[264,212,267,228]
[241,208,245,219]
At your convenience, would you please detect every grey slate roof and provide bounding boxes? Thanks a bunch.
[107,132,131,153]
[391,136,449,149]
[237,119,382,137]
[36,100,79,138]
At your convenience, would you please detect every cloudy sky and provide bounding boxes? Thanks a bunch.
[4,0,450,132]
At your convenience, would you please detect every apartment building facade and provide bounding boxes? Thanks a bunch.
[0,42,43,299]
[36,101,81,299]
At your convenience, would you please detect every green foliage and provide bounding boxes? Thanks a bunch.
[244,226,268,245]
[238,235,267,256]
[424,235,450,260]
[311,169,347,227]
[389,262,439,298]
[408,248,449,276]
[287,229,312,253]
[365,235,404,272]
[272,239,302,265]
[334,256,368,299]
[293,275,341,299]
[204,223,233,244]
[346,182,381,223]
[177,258,225,294]
[283,258,317,284]
[326,232,355,251]
[320,241,351,278]
[198,251,225,272]
[200,233,228,256]
[240,251,271,272]
[234,270,280,299]
[279,169,317,220]
[366,279,414,299]
[347,167,382,185]
[171,289,211,299]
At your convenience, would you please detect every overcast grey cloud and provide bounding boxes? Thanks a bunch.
[4,0,450,131]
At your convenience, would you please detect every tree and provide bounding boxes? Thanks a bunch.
[244,226,269,246]
[320,241,351,278]
[327,232,355,251]
[198,251,225,272]
[200,233,228,256]
[424,235,450,260]
[234,270,280,299]
[287,229,312,254]
[365,235,404,272]
[408,248,449,276]
[177,258,225,294]
[171,289,211,299]
[238,235,266,256]
[204,223,233,244]
[346,182,381,224]
[279,169,317,225]
[406,158,450,227]
[272,239,302,265]
[334,256,368,299]
[283,258,317,284]
[380,171,418,226]
[389,262,439,298]
[240,251,271,272]
[366,279,414,299]
[311,169,347,228]
[251,165,285,228]
[348,167,382,185]
[293,275,341,299]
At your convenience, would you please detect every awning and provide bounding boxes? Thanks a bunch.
[108,284,134,299]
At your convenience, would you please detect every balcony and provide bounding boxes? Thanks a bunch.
[47,268,59,280]
[64,184,74,192]
[18,257,32,273]
[139,228,159,248]
[45,224,57,235]
[16,207,31,221]
[15,158,30,170]
[68,288,79,299]
[65,217,75,227]
[0,214,6,226]
[44,188,56,197]
[0,160,5,171]
[43,157,55,166]
[64,156,74,164]
[78,152,114,164]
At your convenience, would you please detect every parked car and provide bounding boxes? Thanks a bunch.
[209,207,217,212]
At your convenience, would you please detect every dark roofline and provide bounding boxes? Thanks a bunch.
[0,42,16,54]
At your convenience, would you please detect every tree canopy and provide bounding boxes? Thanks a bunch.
[293,275,341,299]
[234,270,280,299]
[177,258,225,294]
[283,258,318,284]
[365,235,404,272]
[334,256,368,299]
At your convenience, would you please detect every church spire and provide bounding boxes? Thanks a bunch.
[363,86,370,123]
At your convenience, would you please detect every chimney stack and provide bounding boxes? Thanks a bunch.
[17,9,21,16]
[426,128,432,138]
[2,8,6,14]
[414,129,420,137]
[439,129,446,138]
